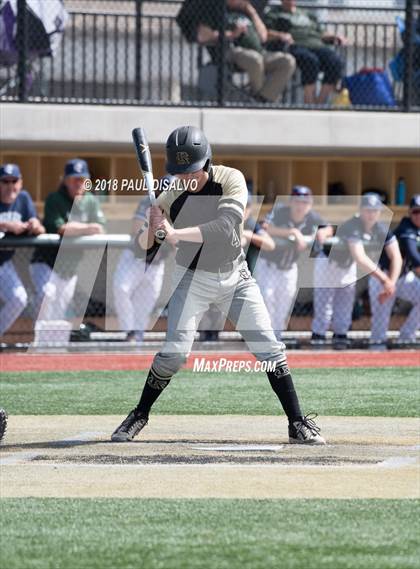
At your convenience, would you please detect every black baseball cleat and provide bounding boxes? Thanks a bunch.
[332,334,349,350]
[111,409,148,442]
[310,333,327,349]
[0,408,8,444]
[289,414,326,445]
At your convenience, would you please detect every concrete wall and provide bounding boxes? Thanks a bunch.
[1,103,419,155]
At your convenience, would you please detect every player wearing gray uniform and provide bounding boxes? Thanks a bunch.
[369,195,420,347]
[0,164,45,337]
[256,186,331,339]
[113,182,173,343]
[312,193,402,349]
[112,126,325,445]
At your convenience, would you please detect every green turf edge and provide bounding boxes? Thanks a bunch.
[1,367,418,417]
[0,499,419,569]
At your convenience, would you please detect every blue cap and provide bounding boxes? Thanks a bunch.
[0,163,22,179]
[361,193,383,210]
[409,194,420,209]
[291,185,312,201]
[64,159,90,178]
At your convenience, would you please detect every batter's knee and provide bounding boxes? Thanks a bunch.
[252,338,288,366]
[152,351,188,378]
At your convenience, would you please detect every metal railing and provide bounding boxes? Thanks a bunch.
[0,234,418,349]
[0,0,418,110]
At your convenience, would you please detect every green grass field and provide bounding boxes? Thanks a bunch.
[1,367,419,416]
[1,499,419,569]
[1,366,419,569]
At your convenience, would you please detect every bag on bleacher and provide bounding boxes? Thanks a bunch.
[343,68,396,106]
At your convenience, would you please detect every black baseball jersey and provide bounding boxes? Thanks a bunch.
[330,215,395,269]
[393,216,420,274]
[262,204,326,270]
[155,165,247,271]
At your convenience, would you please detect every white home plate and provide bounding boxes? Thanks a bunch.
[191,444,284,452]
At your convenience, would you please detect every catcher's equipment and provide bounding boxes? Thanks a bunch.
[166,125,212,175]
[0,408,8,443]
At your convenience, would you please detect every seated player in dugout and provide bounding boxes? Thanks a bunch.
[112,126,326,445]
[369,195,420,348]
[196,0,296,103]
[0,163,45,339]
[255,185,333,340]
[311,193,403,350]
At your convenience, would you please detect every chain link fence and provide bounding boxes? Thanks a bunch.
[0,0,418,109]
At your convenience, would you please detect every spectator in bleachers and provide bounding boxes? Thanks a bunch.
[30,158,105,322]
[369,195,420,348]
[196,0,296,103]
[264,0,346,104]
[0,163,45,338]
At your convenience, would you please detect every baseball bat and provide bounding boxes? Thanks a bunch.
[131,127,166,242]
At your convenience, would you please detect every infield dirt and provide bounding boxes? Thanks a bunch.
[1,415,419,499]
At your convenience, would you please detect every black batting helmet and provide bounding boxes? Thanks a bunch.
[166,126,212,175]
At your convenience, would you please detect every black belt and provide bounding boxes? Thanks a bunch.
[219,253,245,273]
[179,254,245,274]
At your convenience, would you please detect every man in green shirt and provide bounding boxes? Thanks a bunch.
[196,0,295,102]
[31,158,105,322]
[264,0,347,104]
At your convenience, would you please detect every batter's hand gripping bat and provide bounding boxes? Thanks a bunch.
[132,127,166,242]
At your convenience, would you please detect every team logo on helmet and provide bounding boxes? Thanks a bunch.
[176,152,190,165]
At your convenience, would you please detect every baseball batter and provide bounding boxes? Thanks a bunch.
[369,195,420,346]
[0,163,45,338]
[112,126,325,445]
[312,193,402,348]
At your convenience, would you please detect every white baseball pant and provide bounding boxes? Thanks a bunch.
[369,271,420,342]
[312,258,357,336]
[112,249,164,340]
[255,257,298,334]
[30,262,78,321]
[0,260,28,336]
[152,259,287,378]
